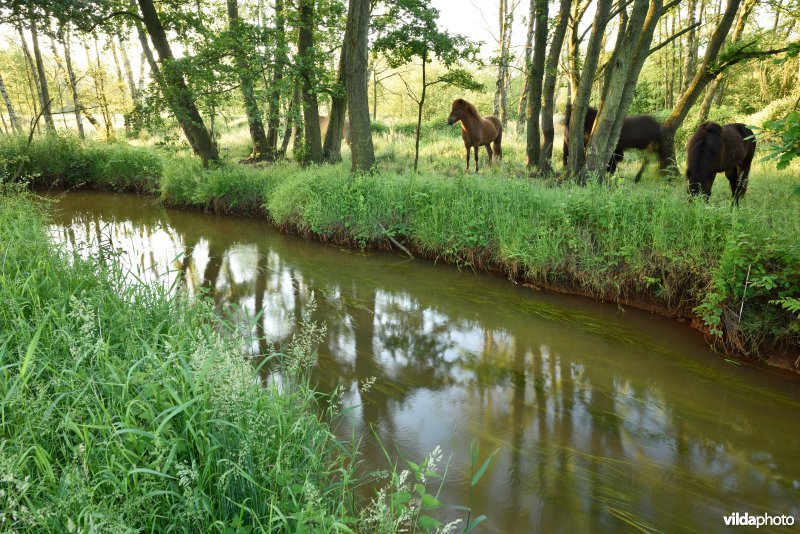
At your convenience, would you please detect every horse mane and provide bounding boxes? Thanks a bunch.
[687,121,723,178]
[454,98,480,118]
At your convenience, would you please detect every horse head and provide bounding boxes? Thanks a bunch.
[447,99,468,126]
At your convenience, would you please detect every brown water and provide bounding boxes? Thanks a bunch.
[46,191,800,533]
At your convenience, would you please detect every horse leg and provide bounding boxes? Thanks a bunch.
[726,168,744,207]
[485,144,493,164]
[608,151,623,175]
[634,151,649,183]
[736,152,754,203]
[474,145,479,173]
[465,145,471,173]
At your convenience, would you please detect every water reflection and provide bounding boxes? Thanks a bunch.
[48,191,800,533]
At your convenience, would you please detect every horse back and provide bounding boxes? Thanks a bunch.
[720,123,754,169]
[728,123,756,159]
[618,115,662,150]
[484,116,502,144]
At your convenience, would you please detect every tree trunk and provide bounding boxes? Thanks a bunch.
[264,0,287,160]
[28,14,55,131]
[660,0,742,170]
[61,29,85,139]
[566,0,613,180]
[586,0,663,180]
[414,54,427,172]
[525,0,547,174]
[291,80,305,157]
[696,0,754,122]
[0,73,22,134]
[344,0,375,171]
[517,0,535,133]
[539,0,570,173]
[47,33,68,131]
[85,38,114,140]
[227,0,270,160]
[118,37,143,133]
[500,0,512,128]
[494,0,506,118]
[323,45,347,162]
[17,23,40,120]
[137,0,219,166]
[681,0,698,92]
[298,0,323,164]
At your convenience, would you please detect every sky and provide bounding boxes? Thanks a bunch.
[431,0,532,61]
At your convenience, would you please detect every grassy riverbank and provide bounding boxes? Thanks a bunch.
[0,191,358,530]
[1,191,477,531]
[2,132,799,365]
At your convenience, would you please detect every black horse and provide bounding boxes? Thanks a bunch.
[686,121,755,206]
[563,104,665,181]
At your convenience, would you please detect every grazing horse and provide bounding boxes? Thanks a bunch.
[686,121,755,206]
[447,99,503,172]
[563,104,665,181]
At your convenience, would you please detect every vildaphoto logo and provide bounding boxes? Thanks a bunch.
[723,512,795,528]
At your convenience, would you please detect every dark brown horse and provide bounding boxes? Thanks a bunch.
[563,104,665,181]
[686,121,755,206]
[447,99,503,172]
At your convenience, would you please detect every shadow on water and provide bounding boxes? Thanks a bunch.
[46,190,800,533]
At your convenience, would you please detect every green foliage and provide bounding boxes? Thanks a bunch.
[760,110,800,169]
[696,232,800,352]
[374,0,481,70]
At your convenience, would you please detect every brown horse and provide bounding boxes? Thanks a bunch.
[447,99,503,172]
[686,121,755,206]
[563,104,665,181]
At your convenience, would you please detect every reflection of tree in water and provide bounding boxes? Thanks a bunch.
[374,292,456,384]
[48,195,800,532]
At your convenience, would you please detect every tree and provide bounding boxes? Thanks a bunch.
[265,0,288,161]
[681,0,698,92]
[227,0,270,160]
[659,0,741,169]
[59,25,85,139]
[343,0,375,171]
[136,0,219,166]
[697,0,756,122]
[494,0,514,127]
[538,0,570,173]
[525,0,547,174]
[297,0,323,164]
[322,46,347,162]
[0,72,22,134]
[375,0,481,172]
[584,0,672,180]
[26,7,55,131]
[566,0,613,180]
[517,0,535,132]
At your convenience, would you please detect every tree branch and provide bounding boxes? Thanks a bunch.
[648,22,701,56]
[710,44,796,75]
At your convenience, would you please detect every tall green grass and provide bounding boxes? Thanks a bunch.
[0,192,361,530]
[3,130,798,360]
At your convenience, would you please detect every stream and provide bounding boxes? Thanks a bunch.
[46,190,800,533]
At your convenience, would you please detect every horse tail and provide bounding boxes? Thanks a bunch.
[492,118,503,159]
